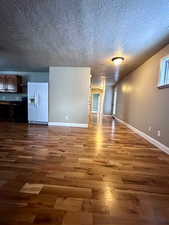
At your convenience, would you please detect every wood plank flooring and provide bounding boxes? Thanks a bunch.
[0,115,169,225]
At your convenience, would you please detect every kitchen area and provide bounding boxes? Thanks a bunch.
[0,72,49,124]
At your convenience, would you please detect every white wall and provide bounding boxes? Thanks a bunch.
[49,67,91,127]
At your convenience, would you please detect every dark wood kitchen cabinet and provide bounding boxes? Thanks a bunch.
[0,75,22,93]
[6,75,22,93]
[0,99,28,122]
[0,75,6,92]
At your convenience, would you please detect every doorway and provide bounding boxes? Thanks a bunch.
[113,87,117,115]
[92,93,100,113]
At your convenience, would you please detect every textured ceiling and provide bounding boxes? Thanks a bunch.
[0,0,169,85]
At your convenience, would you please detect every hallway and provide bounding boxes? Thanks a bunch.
[0,116,169,225]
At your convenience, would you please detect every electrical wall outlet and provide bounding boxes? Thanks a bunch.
[157,130,161,137]
[148,126,152,131]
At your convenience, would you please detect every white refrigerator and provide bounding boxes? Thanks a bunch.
[28,82,48,124]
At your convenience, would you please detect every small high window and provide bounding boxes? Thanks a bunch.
[158,57,169,88]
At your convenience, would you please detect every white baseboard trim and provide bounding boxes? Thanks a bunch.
[48,122,88,128]
[114,116,169,155]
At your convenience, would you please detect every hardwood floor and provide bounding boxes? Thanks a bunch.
[0,115,169,225]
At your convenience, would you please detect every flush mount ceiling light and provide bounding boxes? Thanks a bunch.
[112,57,124,65]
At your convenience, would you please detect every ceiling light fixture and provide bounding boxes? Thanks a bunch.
[112,57,124,65]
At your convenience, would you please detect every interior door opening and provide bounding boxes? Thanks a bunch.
[113,87,117,115]
[92,93,100,113]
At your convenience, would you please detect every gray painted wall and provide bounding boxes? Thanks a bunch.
[115,43,169,147]
[0,71,49,101]
[103,86,113,115]
[49,67,90,125]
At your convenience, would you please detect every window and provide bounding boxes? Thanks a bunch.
[158,57,169,88]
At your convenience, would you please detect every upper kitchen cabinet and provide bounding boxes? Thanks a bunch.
[0,75,22,93]
[0,76,6,92]
[6,75,22,93]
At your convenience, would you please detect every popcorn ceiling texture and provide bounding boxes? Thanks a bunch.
[0,0,169,84]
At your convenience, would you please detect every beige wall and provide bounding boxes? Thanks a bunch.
[115,43,169,147]
[49,67,90,125]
